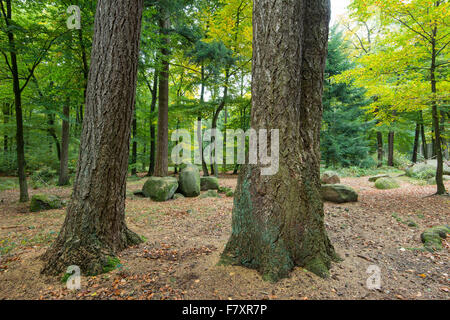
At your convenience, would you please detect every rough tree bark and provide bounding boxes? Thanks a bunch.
[154,13,170,177]
[220,0,339,282]
[41,0,144,276]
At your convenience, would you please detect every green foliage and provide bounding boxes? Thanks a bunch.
[326,165,403,178]
[0,177,18,191]
[321,28,373,168]
[30,166,58,188]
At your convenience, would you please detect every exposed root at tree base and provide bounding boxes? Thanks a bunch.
[40,228,142,276]
[219,243,340,282]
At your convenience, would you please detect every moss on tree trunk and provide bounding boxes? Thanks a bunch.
[41,0,144,276]
[220,0,339,282]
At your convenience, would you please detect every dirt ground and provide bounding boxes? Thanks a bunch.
[0,174,448,300]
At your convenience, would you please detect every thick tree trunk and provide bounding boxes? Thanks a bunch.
[412,122,420,163]
[376,131,383,167]
[221,0,338,282]
[41,0,144,276]
[58,100,70,186]
[388,131,394,167]
[154,15,170,177]
[4,0,28,202]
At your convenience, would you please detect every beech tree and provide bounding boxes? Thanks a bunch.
[339,0,449,194]
[0,0,59,201]
[220,0,339,282]
[42,0,144,275]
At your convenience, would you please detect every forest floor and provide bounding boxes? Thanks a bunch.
[0,173,449,300]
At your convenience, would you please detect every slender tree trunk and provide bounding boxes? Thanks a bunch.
[4,0,28,202]
[440,110,447,159]
[377,131,383,167]
[199,65,209,176]
[430,23,446,194]
[154,14,170,177]
[221,0,338,282]
[58,100,70,186]
[223,107,228,173]
[145,71,158,176]
[211,69,229,178]
[41,0,144,276]
[412,121,420,163]
[388,131,395,167]
[198,117,209,176]
[419,111,428,159]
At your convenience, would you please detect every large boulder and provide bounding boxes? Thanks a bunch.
[420,225,449,252]
[321,184,358,203]
[179,165,201,197]
[375,177,400,190]
[368,174,389,182]
[30,194,63,212]
[142,177,178,202]
[320,171,340,184]
[200,176,219,191]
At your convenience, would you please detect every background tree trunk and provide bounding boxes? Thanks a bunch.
[388,131,395,167]
[145,71,158,176]
[199,65,209,176]
[221,0,339,282]
[419,111,428,159]
[430,21,446,194]
[211,69,229,178]
[377,131,383,167]
[41,0,144,276]
[4,0,29,202]
[412,122,420,163]
[154,14,170,177]
[58,100,70,186]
